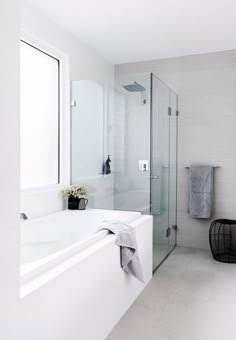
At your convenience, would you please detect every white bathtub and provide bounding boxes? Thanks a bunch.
[21,209,141,264]
[19,209,153,340]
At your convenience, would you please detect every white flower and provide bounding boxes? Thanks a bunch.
[62,185,87,198]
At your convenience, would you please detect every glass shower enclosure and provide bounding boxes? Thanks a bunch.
[71,73,178,272]
[150,74,178,270]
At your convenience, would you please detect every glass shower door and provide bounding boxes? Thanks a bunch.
[169,89,178,251]
[151,74,170,270]
[151,74,178,271]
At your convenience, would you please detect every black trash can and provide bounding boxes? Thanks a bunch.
[209,219,236,263]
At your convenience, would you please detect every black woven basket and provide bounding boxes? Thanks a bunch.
[209,219,236,263]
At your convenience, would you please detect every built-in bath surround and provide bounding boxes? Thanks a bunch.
[19,209,152,339]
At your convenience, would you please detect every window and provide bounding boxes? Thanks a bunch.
[20,41,60,189]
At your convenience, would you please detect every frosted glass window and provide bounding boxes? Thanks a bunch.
[20,41,60,189]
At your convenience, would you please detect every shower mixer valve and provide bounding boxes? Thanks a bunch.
[139,160,149,171]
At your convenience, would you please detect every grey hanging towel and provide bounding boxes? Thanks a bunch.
[98,220,144,282]
[189,165,213,219]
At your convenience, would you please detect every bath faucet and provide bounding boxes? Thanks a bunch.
[20,212,28,220]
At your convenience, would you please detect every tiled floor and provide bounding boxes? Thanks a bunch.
[107,247,236,340]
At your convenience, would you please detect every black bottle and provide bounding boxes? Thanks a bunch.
[103,155,111,174]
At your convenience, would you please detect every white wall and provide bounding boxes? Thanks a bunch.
[0,1,20,339]
[22,4,114,84]
[114,74,151,214]
[21,3,114,218]
[116,50,236,250]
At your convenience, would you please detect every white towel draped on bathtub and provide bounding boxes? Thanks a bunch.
[98,220,144,282]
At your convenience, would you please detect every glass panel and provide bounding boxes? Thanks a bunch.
[151,74,170,270]
[71,73,178,272]
[71,80,114,209]
[169,90,178,251]
[106,88,126,176]
[20,41,59,189]
[71,80,105,181]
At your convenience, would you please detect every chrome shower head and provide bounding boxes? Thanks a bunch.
[122,81,145,92]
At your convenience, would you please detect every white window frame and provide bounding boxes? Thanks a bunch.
[20,30,70,194]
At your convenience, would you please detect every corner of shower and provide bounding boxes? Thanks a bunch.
[71,73,178,272]
[114,72,178,271]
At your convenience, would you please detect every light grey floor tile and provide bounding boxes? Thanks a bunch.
[107,246,236,340]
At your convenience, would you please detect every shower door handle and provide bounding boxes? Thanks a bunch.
[149,175,159,179]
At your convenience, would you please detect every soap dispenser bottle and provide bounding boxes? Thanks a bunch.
[103,155,111,174]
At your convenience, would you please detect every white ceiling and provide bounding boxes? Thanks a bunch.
[26,0,236,64]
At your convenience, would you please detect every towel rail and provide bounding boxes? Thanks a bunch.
[185,166,220,168]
